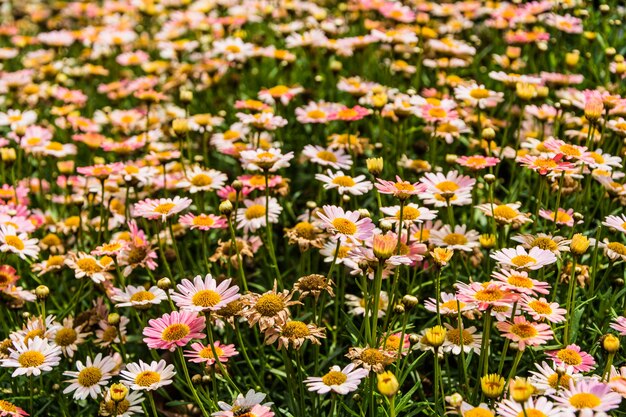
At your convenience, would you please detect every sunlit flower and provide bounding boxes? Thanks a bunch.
[142,311,206,351]
[305,364,369,395]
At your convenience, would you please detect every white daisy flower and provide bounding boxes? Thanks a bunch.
[120,360,176,391]
[63,353,117,400]
[305,364,369,395]
[1,336,61,377]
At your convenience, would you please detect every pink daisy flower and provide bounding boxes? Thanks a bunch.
[520,295,566,323]
[419,171,475,207]
[456,155,500,170]
[143,311,206,351]
[490,246,558,270]
[539,208,577,227]
[543,137,593,163]
[316,205,375,244]
[133,197,192,222]
[496,316,553,350]
[329,105,370,122]
[375,176,427,200]
[491,269,550,295]
[184,341,239,366]
[171,274,240,312]
[517,154,575,175]
[179,213,227,231]
[547,344,596,373]
[552,379,622,416]
[302,145,353,170]
[455,281,516,312]
[602,214,626,233]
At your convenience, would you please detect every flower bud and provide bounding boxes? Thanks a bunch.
[509,378,534,403]
[109,383,128,402]
[603,334,620,353]
[484,174,496,184]
[425,325,446,348]
[482,127,496,140]
[107,313,120,326]
[479,234,496,249]
[481,374,505,399]
[565,51,580,67]
[219,200,233,215]
[402,295,418,310]
[373,234,396,260]
[431,247,454,267]
[366,157,384,176]
[445,393,463,408]
[180,90,193,103]
[379,220,393,233]
[35,285,50,300]
[231,180,243,191]
[157,277,172,290]
[377,371,399,398]
[172,118,189,135]
[570,233,590,256]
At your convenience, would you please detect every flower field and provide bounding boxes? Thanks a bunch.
[1,0,626,416]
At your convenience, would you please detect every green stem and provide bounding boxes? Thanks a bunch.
[176,348,210,417]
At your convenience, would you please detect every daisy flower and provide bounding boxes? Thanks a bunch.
[475,203,532,226]
[547,344,596,373]
[543,137,593,163]
[490,246,558,270]
[424,292,476,316]
[458,402,494,417]
[1,336,61,377]
[175,166,227,193]
[239,148,293,172]
[184,341,238,366]
[511,233,571,255]
[112,285,167,309]
[258,85,303,105]
[63,353,117,400]
[456,155,500,170]
[491,269,550,295]
[49,316,90,357]
[0,225,39,260]
[599,240,626,262]
[497,397,566,417]
[517,154,575,175]
[315,170,372,196]
[455,281,515,311]
[133,197,192,222]
[380,203,438,224]
[419,171,475,207]
[317,205,375,243]
[345,292,389,318]
[521,295,566,323]
[530,361,579,395]
[539,208,577,227]
[295,101,341,124]
[65,252,112,284]
[120,360,176,391]
[375,176,426,200]
[442,323,482,355]
[495,316,553,350]
[171,274,240,312]
[236,197,283,233]
[303,145,353,170]
[142,311,206,351]
[243,281,300,331]
[264,320,326,350]
[454,83,504,108]
[346,346,396,373]
[429,224,480,252]
[236,112,287,131]
[179,213,227,231]
[329,105,370,122]
[602,214,626,233]
[305,364,369,395]
[551,379,622,416]
[213,390,274,417]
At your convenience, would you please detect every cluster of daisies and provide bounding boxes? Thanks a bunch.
[1,0,626,417]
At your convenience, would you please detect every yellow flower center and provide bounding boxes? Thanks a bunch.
[441,300,464,311]
[399,206,420,220]
[555,211,572,223]
[193,216,216,228]
[442,233,468,246]
[360,348,384,365]
[0,400,18,413]
[608,242,626,255]
[294,222,316,239]
[528,299,553,315]
[510,323,538,339]
[322,370,348,386]
[24,329,44,342]
[130,290,156,303]
[316,150,338,162]
[190,174,213,187]
[531,237,558,251]
[510,255,537,267]
[337,108,358,119]
[384,335,401,351]
[435,180,459,192]
[255,294,285,316]
[569,393,601,409]
[135,370,161,387]
[394,182,416,192]
[153,203,176,215]
[493,205,518,220]
[556,348,582,366]
[470,88,490,99]
[332,218,357,235]
[4,235,24,251]
[225,45,241,53]
[78,366,103,387]
[559,144,581,157]
[223,130,240,141]
[161,323,190,341]
[533,159,557,169]
[268,85,290,96]
[547,373,571,389]
[192,289,222,308]
[332,176,356,187]
[104,400,130,414]
[475,287,504,302]
[307,109,326,119]
[464,408,494,417]
[281,321,310,339]
[18,350,46,367]
[446,328,474,345]
[46,142,64,151]
[198,345,225,359]
[76,258,101,273]
[55,328,77,346]
[245,204,266,220]
[507,274,533,288]
[589,152,604,164]
[65,216,80,227]
[516,410,547,417]
[428,107,447,118]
